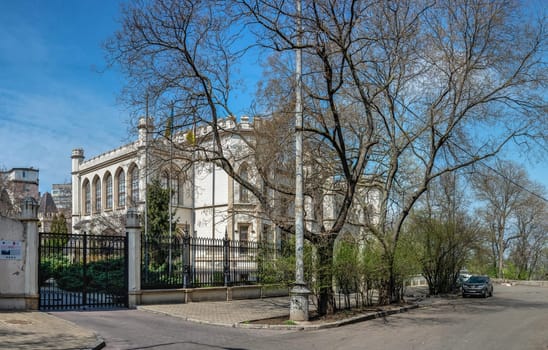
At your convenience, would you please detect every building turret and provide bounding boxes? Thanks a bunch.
[71,148,84,224]
[138,117,154,146]
[71,148,84,173]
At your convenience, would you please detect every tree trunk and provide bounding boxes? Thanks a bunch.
[377,252,398,305]
[315,239,335,315]
[498,237,505,279]
[381,250,409,304]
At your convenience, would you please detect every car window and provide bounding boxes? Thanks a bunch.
[467,276,487,283]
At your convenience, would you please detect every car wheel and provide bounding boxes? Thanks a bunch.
[482,289,487,298]
[489,289,493,297]
[462,293,466,298]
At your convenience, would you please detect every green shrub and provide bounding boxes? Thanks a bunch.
[53,257,127,294]
[334,239,360,295]
[56,263,84,292]
[141,262,183,287]
[39,255,70,286]
[87,257,127,294]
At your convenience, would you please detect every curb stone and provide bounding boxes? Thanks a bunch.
[236,304,419,331]
[91,336,106,350]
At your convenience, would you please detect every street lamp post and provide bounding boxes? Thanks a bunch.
[290,0,310,322]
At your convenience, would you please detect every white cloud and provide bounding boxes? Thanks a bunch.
[0,1,131,194]
[0,85,128,194]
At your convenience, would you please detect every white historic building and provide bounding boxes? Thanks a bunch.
[71,116,276,244]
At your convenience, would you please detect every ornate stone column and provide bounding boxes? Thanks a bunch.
[71,148,84,232]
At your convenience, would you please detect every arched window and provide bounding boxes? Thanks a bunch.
[130,166,139,204]
[105,173,113,210]
[117,170,126,208]
[93,176,101,212]
[239,164,249,203]
[83,180,91,215]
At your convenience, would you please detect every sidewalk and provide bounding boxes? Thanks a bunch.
[138,296,419,330]
[0,310,105,350]
[138,296,293,327]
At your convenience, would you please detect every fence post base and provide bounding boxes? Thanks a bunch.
[128,291,142,308]
[226,287,233,301]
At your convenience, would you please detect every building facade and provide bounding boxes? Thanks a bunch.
[70,117,276,244]
[51,184,72,211]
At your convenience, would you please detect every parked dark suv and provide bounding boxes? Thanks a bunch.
[462,275,493,298]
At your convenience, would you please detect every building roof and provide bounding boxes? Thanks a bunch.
[38,192,58,215]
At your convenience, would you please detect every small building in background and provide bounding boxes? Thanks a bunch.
[0,167,39,217]
[51,183,72,212]
[38,192,58,232]
[50,183,72,232]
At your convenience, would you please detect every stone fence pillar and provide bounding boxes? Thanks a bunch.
[126,209,141,308]
[0,203,36,309]
[21,197,39,310]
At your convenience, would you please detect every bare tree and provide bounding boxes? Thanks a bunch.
[473,160,545,278]
[509,184,547,280]
[106,0,547,312]
[410,173,480,295]
[0,169,16,217]
[243,0,546,305]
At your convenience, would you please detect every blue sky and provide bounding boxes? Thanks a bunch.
[0,1,128,193]
[0,1,546,196]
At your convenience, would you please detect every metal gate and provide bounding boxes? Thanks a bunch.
[39,232,128,310]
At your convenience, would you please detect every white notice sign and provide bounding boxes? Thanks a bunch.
[0,240,22,260]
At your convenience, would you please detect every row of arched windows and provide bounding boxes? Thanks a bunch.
[82,161,252,215]
[82,166,139,215]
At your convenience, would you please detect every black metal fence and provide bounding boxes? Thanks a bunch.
[39,232,128,310]
[141,234,280,289]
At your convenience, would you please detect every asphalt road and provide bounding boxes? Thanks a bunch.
[54,284,548,350]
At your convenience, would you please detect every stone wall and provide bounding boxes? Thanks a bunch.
[0,198,39,310]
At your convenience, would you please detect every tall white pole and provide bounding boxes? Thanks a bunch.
[290,0,310,322]
[212,130,216,240]
[144,97,149,283]
[295,0,304,287]
[144,96,149,240]
[168,104,174,276]
[192,119,196,238]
